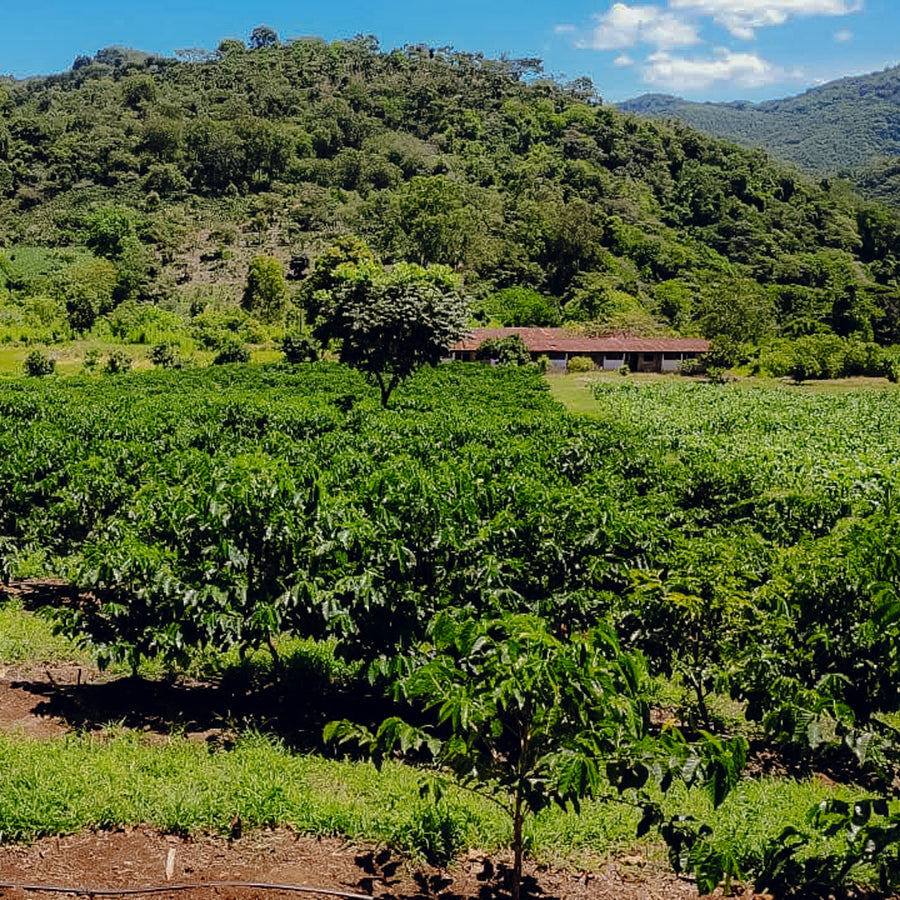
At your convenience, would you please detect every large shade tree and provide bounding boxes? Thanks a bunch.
[310,252,470,406]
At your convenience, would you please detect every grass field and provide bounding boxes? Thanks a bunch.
[0,343,282,376]
[0,722,863,866]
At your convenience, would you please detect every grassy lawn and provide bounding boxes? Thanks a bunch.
[546,372,680,415]
[0,347,27,376]
[0,599,85,664]
[545,372,603,415]
[0,342,282,377]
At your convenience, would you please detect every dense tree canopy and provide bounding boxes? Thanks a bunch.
[310,252,470,406]
[0,36,899,347]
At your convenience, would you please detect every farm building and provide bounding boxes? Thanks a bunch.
[450,328,710,373]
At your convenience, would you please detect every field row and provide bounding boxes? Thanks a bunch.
[2,363,900,892]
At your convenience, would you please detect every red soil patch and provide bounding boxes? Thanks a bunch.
[0,678,70,739]
[0,827,719,900]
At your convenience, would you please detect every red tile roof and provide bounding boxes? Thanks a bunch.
[453,328,710,354]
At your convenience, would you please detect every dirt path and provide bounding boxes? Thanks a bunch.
[0,827,714,900]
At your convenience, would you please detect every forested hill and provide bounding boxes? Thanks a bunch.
[619,65,900,207]
[2,36,900,349]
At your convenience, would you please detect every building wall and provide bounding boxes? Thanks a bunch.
[451,345,705,372]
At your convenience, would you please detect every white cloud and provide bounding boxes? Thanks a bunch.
[642,47,797,90]
[834,27,853,40]
[579,3,701,50]
[554,23,576,34]
[668,0,864,39]
[614,53,636,65]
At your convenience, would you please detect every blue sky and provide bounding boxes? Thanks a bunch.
[2,0,897,103]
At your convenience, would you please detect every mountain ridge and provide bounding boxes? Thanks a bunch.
[617,64,900,205]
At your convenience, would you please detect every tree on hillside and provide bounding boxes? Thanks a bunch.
[85,206,138,260]
[693,273,776,343]
[310,255,470,407]
[380,175,501,269]
[478,285,561,327]
[241,255,287,323]
[249,26,278,50]
[56,256,118,336]
[83,206,149,304]
[302,236,377,312]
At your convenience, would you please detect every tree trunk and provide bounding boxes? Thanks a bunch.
[512,794,524,900]
[376,372,400,408]
[266,632,283,680]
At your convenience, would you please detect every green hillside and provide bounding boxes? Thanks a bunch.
[619,65,900,206]
[2,36,900,355]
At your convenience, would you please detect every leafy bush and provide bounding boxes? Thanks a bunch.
[567,355,594,373]
[330,611,747,900]
[104,349,132,374]
[110,301,189,345]
[82,348,101,372]
[148,342,184,369]
[23,349,55,377]
[281,330,319,364]
[212,337,250,364]
[755,798,900,897]
[329,613,671,900]
[476,334,532,366]
[191,308,266,349]
[757,335,897,381]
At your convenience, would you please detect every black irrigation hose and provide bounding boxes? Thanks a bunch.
[0,881,373,898]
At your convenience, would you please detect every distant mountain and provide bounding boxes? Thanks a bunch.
[618,65,900,204]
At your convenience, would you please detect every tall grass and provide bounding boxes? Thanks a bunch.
[0,731,506,854]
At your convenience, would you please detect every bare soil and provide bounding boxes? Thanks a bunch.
[0,827,722,900]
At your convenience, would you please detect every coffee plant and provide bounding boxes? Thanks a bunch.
[4,363,900,894]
